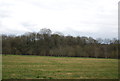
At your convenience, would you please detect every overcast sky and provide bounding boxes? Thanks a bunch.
[0,0,119,39]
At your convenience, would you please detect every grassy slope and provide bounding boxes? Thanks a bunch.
[2,55,118,79]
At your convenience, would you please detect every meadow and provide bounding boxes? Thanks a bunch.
[2,55,118,79]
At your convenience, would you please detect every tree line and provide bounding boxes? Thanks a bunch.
[2,28,119,58]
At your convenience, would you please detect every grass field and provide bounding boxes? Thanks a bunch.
[2,55,118,79]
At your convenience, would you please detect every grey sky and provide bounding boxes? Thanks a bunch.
[0,0,119,39]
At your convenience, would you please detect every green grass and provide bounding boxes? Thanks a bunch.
[2,55,118,79]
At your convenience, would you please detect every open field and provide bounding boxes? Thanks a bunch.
[2,55,118,79]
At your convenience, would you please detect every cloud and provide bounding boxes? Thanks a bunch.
[0,0,119,39]
[21,22,37,27]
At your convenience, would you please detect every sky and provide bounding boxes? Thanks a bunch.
[0,0,119,39]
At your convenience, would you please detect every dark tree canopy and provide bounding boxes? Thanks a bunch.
[2,28,118,59]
